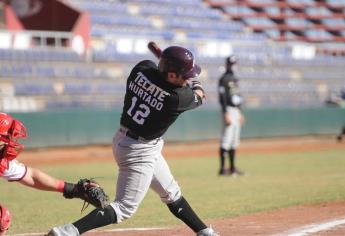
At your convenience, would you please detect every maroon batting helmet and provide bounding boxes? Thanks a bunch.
[158,46,201,79]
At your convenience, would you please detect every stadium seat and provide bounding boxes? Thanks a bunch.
[0,0,344,111]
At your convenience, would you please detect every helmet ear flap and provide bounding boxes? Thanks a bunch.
[167,72,176,79]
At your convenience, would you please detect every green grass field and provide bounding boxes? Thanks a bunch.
[2,148,345,234]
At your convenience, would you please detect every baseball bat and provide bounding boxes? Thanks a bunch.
[148,41,162,59]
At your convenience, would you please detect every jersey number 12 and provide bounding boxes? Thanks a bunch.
[127,96,150,125]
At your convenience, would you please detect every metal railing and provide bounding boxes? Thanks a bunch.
[0,30,74,49]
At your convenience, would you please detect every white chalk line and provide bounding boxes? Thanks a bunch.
[8,227,168,236]
[273,216,345,236]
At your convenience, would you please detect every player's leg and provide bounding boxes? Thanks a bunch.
[337,125,345,142]
[228,148,235,172]
[219,120,228,174]
[150,153,218,235]
[220,123,233,175]
[47,132,161,235]
[228,128,236,173]
[219,148,227,175]
[71,205,116,234]
[109,134,164,223]
[229,124,244,176]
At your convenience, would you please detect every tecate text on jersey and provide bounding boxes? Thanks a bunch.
[129,72,170,111]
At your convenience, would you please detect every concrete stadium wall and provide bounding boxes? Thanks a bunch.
[10,107,345,148]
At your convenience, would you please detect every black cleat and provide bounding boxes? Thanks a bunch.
[218,168,227,176]
[337,135,342,142]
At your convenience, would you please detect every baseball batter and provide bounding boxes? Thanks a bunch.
[218,56,245,176]
[48,45,219,236]
[0,113,106,235]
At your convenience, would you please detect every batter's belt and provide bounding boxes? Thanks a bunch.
[126,130,140,140]
[119,126,155,142]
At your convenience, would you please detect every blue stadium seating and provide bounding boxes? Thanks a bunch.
[0,48,82,61]
[14,83,55,95]
[0,0,344,111]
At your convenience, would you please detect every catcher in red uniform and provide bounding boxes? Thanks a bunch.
[0,113,109,235]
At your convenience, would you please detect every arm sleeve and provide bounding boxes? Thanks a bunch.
[171,87,203,113]
[218,80,227,113]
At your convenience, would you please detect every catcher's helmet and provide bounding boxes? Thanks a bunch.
[0,113,27,160]
[158,46,201,79]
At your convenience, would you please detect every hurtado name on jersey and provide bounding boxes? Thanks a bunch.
[128,72,170,111]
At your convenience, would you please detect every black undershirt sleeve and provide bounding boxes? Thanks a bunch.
[174,87,202,113]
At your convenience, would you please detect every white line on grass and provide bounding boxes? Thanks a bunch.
[273,216,345,236]
[8,227,168,236]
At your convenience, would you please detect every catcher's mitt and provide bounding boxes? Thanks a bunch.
[63,178,109,212]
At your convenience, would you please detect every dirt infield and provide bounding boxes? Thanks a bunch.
[19,136,345,235]
[19,135,345,165]
[82,201,345,236]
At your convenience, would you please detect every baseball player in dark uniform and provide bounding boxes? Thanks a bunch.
[48,46,220,236]
[218,55,245,176]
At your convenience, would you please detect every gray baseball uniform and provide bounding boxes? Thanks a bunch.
[219,71,243,149]
[218,63,244,176]
[110,60,201,222]
[47,47,220,236]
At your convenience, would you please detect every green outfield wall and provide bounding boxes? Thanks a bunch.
[10,107,345,148]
